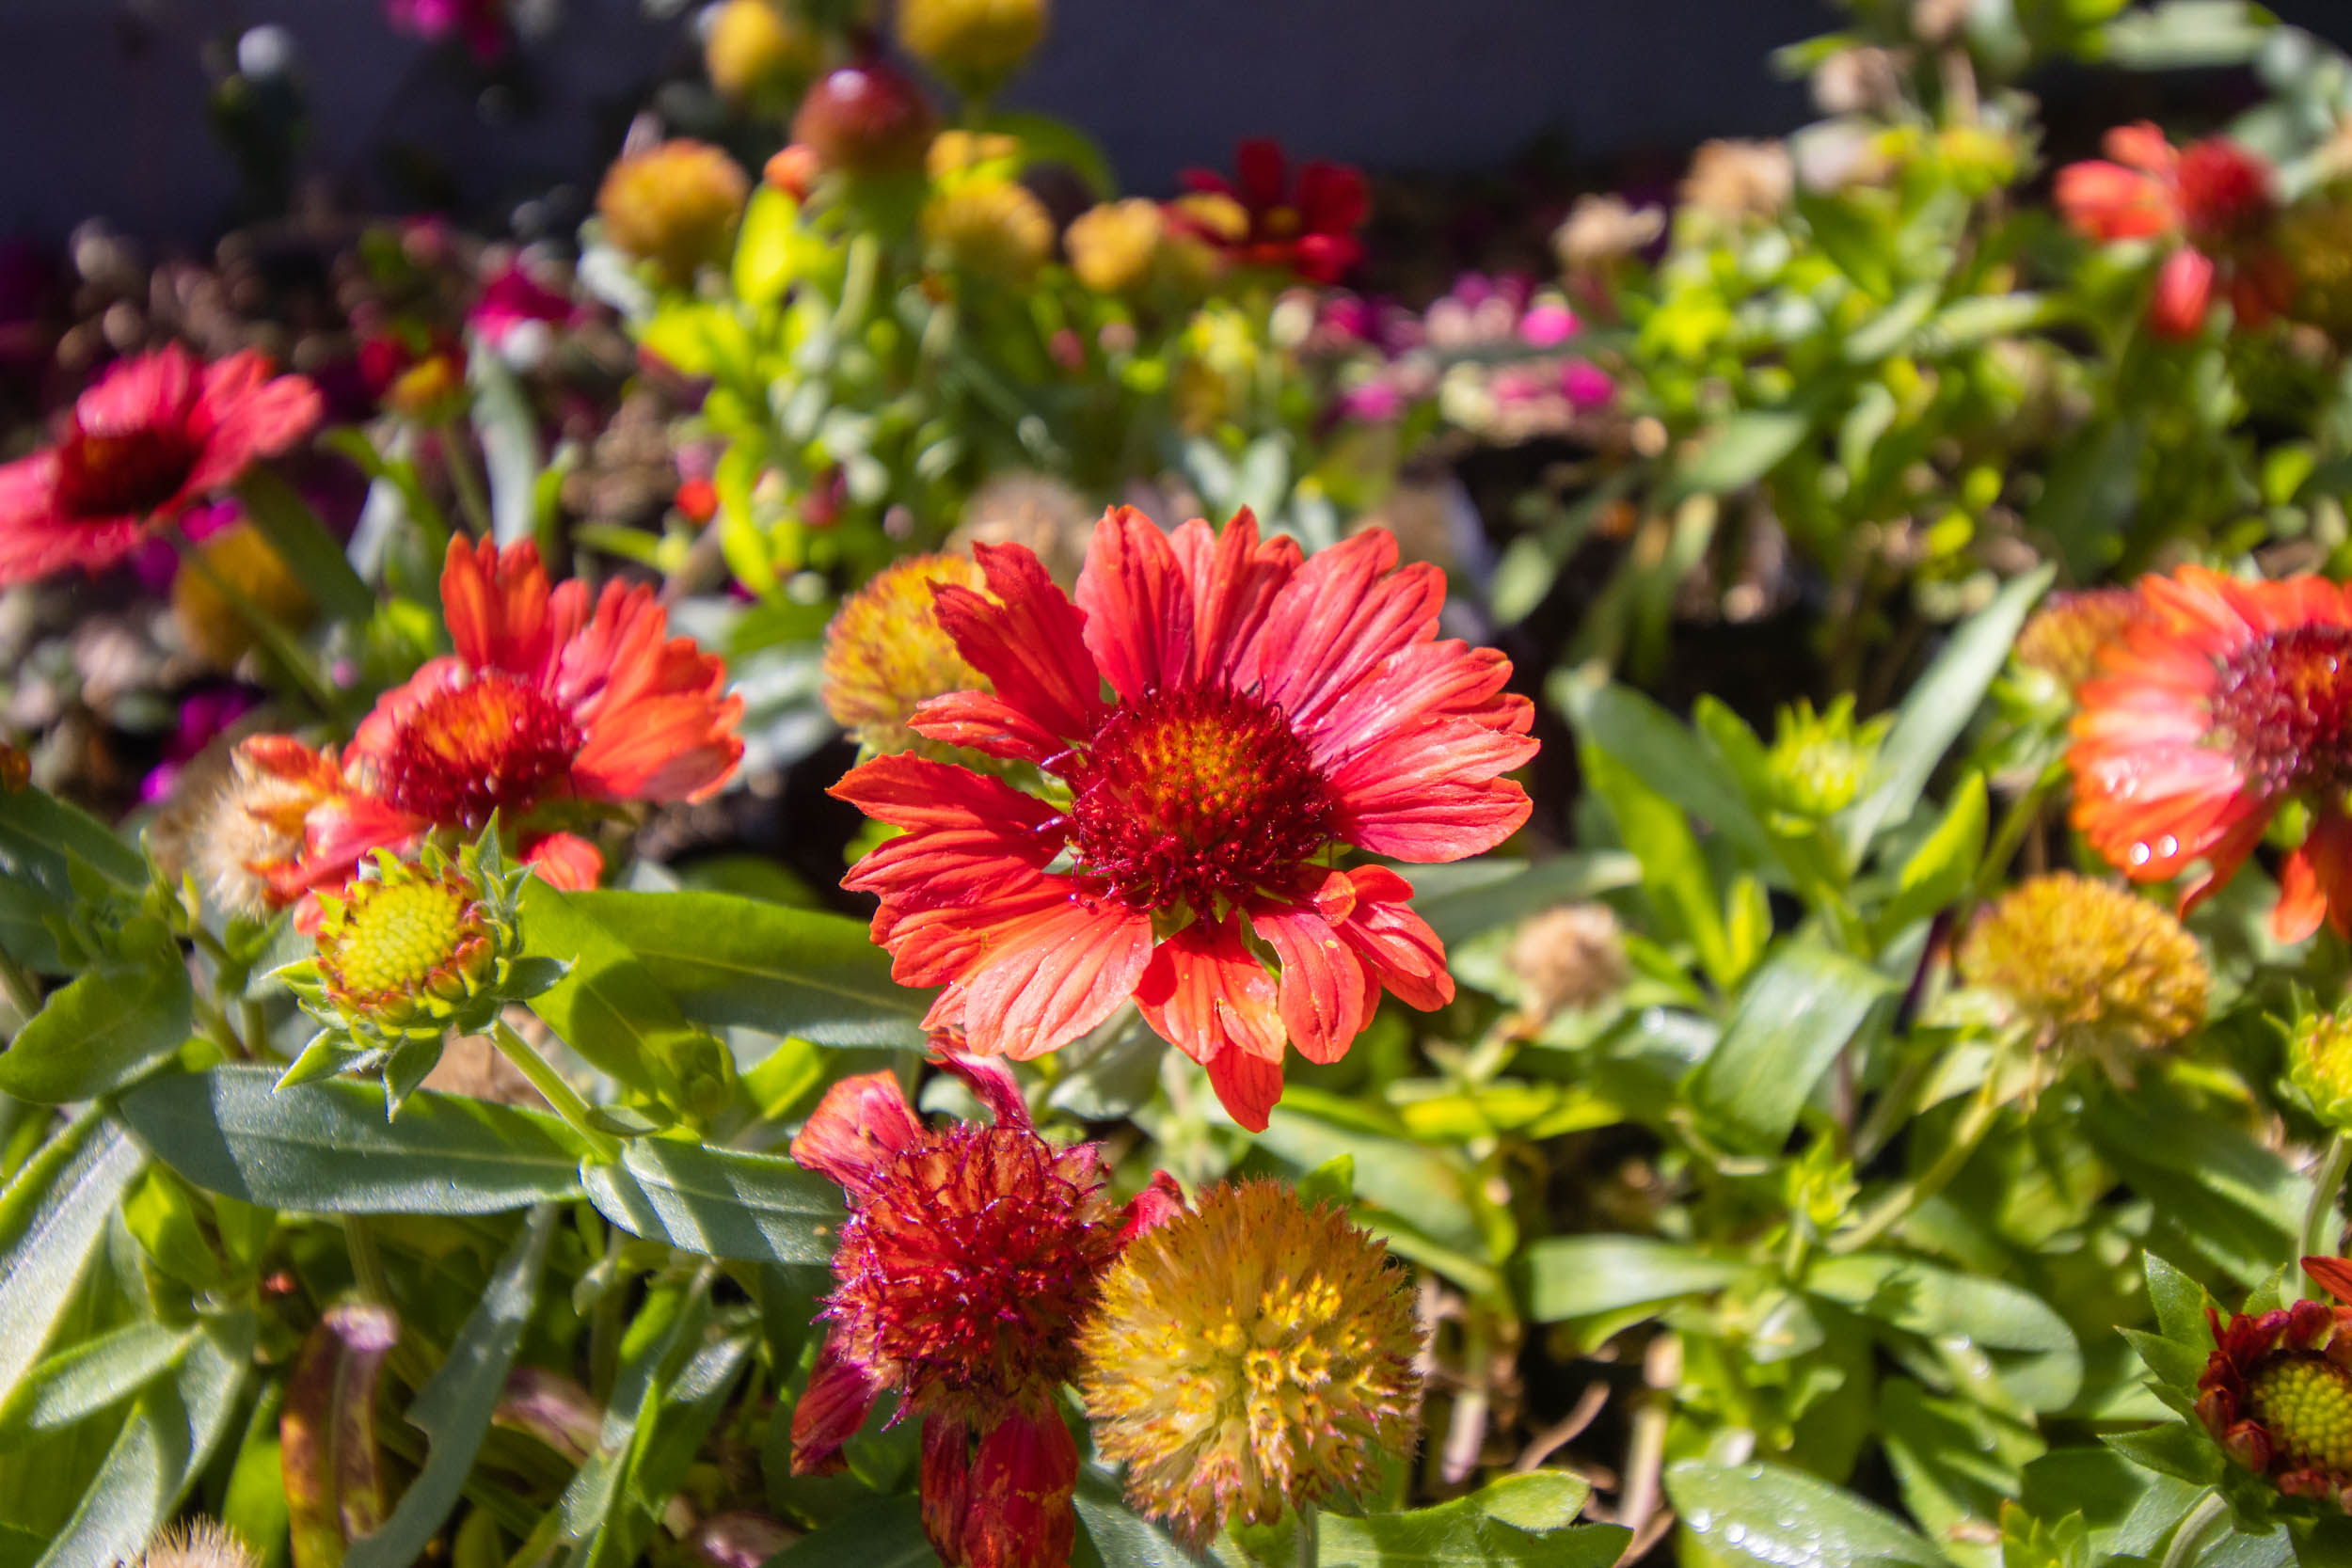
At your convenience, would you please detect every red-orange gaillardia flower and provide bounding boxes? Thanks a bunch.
[2069,566,2352,942]
[831,507,1535,1131]
[2055,122,2292,340]
[251,535,742,906]
[0,343,322,588]
[2197,1257,2352,1512]
[1174,139,1369,285]
[789,1055,1180,1568]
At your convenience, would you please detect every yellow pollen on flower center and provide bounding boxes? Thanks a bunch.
[326,881,466,996]
[2250,1354,2352,1476]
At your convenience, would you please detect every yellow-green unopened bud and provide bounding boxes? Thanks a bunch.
[2294,1006,2352,1131]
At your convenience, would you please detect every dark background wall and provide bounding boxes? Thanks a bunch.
[0,0,1827,243]
[3,0,2347,245]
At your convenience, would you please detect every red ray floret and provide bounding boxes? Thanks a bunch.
[832,506,1535,1129]
[2068,566,2352,942]
[0,343,322,587]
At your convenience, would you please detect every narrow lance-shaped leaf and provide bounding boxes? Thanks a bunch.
[0,1112,146,1408]
[583,1139,842,1265]
[120,1066,587,1214]
[1684,942,1894,1155]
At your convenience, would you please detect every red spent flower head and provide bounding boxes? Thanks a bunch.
[2197,1260,2352,1512]
[1175,139,1369,284]
[256,536,742,907]
[789,1055,1172,1568]
[831,507,1535,1130]
[0,344,322,588]
[2068,566,2352,943]
[792,60,938,179]
[469,261,577,350]
[2056,123,2287,340]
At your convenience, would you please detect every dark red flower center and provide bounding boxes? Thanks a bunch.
[833,1127,1117,1410]
[54,420,199,519]
[2178,140,2275,247]
[1063,684,1336,914]
[2212,625,2352,798]
[376,671,583,829]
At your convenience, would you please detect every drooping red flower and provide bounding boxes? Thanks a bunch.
[831,508,1535,1130]
[0,344,322,588]
[2055,123,2292,340]
[2196,1258,2352,1511]
[1175,139,1369,284]
[2068,566,2352,942]
[789,1055,1179,1568]
[469,261,578,351]
[249,535,742,907]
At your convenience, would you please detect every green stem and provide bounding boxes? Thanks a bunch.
[169,526,345,720]
[2158,1490,2227,1568]
[0,947,40,1022]
[1294,1501,1318,1568]
[490,1019,621,1163]
[2302,1132,2352,1297]
[1968,768,2061,908]
[345,1213,392,1303]
[437,419,494,538]
[1833,1065,2006,1254]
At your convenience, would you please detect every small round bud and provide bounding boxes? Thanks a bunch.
[596,139,750,285]
[791,61,937,179]
[704,0,819,112]
[897,0,1048,99]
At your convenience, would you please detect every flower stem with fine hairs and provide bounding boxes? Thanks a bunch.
[1833,1065,2005,1254]
[2159,1490,2228,1568]
[2302,1132,2352,1298]
[491,1017,621,1162]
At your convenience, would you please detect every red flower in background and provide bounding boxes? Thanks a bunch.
[386,0,509,61]
[245,536,742,909]
[2056,123,2292,339]
[0,344,321,587]
[1176,139,1370,284]
[2068,566,2352,942]
[469,261,578,350]
[832,508,1534,1130]
[790,1054,1179,1568]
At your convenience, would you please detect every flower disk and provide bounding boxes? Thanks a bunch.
[828,1125,1121,1418]
[1067,685,1336,913]
[1955,872,2207,1063]
[2200,1296,2352,1512]
[374,671,585,828]
[821,554,992,756]
[1077,1180,1422,1540]
[311,863,496,1022]
[2014,587,2143,694]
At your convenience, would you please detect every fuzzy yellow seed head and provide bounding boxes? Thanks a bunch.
[1957,872,2208,1068]
[1076,1180,1422,1540]
[821,554,992,756]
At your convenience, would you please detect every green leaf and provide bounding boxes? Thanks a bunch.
[235,467,374,624]
[1317,1482,1630,1565]
[1561,682,1772,866]
[1876,772,1988,940]
[1520,1236,1749,1323]
[1795,190,1897,298]
[0,1113,146,1407]
[1580,746,1732,988]
[0,957,192,1104]
[1672,409,1812,497]
[582,1138,842,1264]
[580,1331,753,1568]
[0,1323,193,1451]
[2086,1094,2299,1285]
[2146,1253,2212,1347]
[345,1207,553,1568]
[120,1066,587,1213]
[2099,0,2272,68]
[1071,1465,1203,1567]
[569,889,934,1049]
[1684,942,1893,1155]
[733,186,800,306]
[1841,565,2054,859]
[765,1497,936,1566]
[517,879,692,1095]
[980,109,1120,198]
[2100,1422,2222,1487]
[0,783,147,901]
[31,1313,252,1568]
[1807,1254,2082,1412]
[1406,853,1642,947]
[468,345,545,546]
[1879,1378,2043,1568]
[1665,1459,1943,1568]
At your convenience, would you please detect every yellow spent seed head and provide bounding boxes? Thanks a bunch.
[820,553,992,756]
[1956,872,2208,1066]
